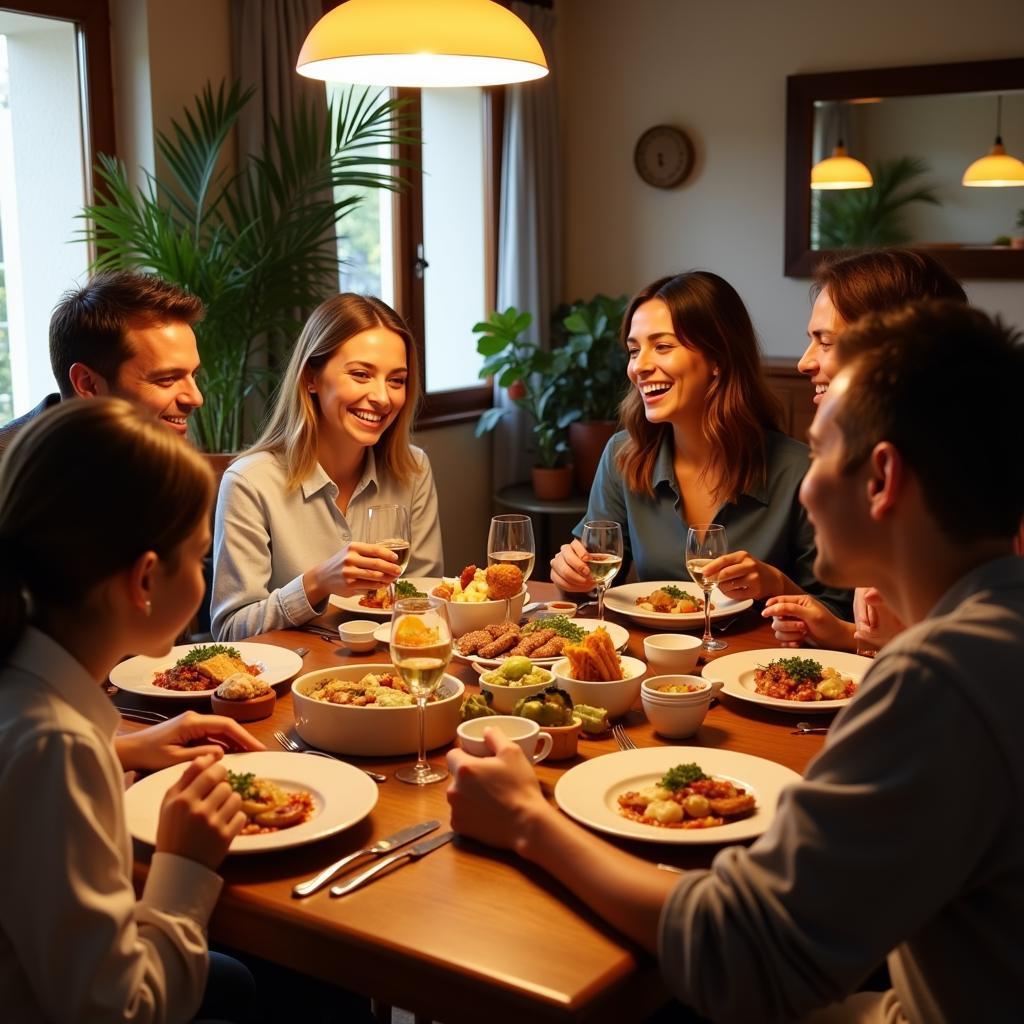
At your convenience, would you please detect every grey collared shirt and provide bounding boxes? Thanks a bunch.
[574,429,851,616]
[212,446,444,640]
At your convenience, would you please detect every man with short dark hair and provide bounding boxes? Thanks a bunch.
[446,300,1024,1022]
[0,271,204,454]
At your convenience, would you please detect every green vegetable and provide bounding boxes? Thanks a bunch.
[460,693,497,721]
[573,704,610,735]
[514,685,574,726]
[394,579,426,599]
[659,584,689,600]
[521,615,586,642]
[500,656,534,681]
[226,770,256,799]
[764,657,823,684]
[175,644,242,668]
[660,763,707,790]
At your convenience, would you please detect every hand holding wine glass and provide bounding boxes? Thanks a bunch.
[390,596,453,785]
[367,503,411,605]
[581,521,623,621]
[686,524,728,652]
[487,514,535,622]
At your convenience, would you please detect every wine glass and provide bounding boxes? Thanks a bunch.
[685,523,729,652]
[390,596,453,785]
[487,514,535,622]
[580,520,623,621]
[367,504,411,606]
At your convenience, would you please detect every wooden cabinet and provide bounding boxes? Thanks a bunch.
[763,358,815,443]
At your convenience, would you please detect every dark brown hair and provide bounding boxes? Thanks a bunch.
[49,271,205,398]
[836,300,1023,541]
[0,398,214,661]
[616,271,781,501]
[249,293,421,489]
[813,249,966,328]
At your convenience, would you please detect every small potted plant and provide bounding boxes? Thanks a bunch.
[1013,209,1024,250]
[473,308,575,499]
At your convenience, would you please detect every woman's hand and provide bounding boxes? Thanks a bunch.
[762,594,857,651]
[116,711,265,773]
[156,754,247,870]
[447,729,554,851]
[852,587,904,653]
[304,541,402,605]
[700,550,792,602]
[550,539,597,593]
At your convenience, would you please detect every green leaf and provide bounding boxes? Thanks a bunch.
[475,406,507,436]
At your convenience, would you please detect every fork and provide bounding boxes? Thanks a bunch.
[273,731,388,783]
[612,724,637,751]
[119,708,170,724]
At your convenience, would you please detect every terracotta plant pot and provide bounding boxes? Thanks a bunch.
[568,420,617,493]
[531,465,573,501]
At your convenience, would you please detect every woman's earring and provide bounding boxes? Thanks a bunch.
[145,600,152,616]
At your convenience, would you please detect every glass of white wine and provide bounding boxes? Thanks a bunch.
[390,596,453,785]
[367,503,411,606]
[686,523,729,652]
[581,520,623,621]
[487,514,535,622]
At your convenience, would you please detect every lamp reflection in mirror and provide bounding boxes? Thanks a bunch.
[811,141,873,190]
[962,97,1024,187]
[296,0,549,88]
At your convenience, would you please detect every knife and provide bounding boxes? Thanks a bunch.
[292,820,440,898]
[329,829,455,897]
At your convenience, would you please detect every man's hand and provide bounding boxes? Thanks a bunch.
[701,550,790,601]
[763,594,857,650]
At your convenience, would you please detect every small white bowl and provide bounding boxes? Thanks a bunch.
[551,655,646,720]
[641,674,716,703]
[479,671,554,714]
[536,600,579,620]
[435,588,528,637]
[643,633,703,675]
[642,687,711,738]
[338,619,379,653]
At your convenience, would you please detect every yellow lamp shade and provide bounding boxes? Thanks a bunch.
[962,141,1024,187]
[811,144,873,190]
[296,0,549,88]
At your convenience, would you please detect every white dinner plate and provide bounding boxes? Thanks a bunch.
[451,618,630,667]
[109,642,304,700]
[701,648,873,715]
[554,746,800,845]
[603,581,753,631]
[124,751,378,854]
[330,577,442,618]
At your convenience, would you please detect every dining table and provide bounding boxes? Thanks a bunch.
[118,583,830,1024]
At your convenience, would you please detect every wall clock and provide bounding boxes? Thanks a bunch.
[634,125,695,189]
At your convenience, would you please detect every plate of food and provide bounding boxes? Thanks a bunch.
[124,751,378,854]
[109,642,304,700]
[602,581,753,630]
[451,617,629,667]
[554,747,800,844]
[701,649,871,715]
[330,578,440,618]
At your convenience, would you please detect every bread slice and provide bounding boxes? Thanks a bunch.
[195,653,248,684]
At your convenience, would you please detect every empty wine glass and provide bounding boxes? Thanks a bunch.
[390,596,452,785]
[685,523,728,652]
[366,503,411,606]
[580,520,623,621]
[487,514,535,622]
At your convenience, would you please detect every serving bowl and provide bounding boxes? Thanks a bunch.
[642,633,703,675]
[292,664,464,756]
[479,671,553,713]
[437,588,528,636]
[338,619,379,653]
[551,655,646,720]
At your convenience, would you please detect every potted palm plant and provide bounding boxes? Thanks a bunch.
[80,80,415,454]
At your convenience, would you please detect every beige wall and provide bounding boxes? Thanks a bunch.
[557,0,1024,356]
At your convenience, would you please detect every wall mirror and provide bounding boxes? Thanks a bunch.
[785,58,1024,278]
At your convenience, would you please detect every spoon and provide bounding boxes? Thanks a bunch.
[792,721,829,735]
[293,647,310,658]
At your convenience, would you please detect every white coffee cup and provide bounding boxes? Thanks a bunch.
[456,716,553,764]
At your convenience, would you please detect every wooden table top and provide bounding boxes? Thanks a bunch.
[123,586,829,1024]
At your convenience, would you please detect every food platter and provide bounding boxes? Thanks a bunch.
[329,578,442,618]
[603,581,752,630]
[701,648,873,715]
[108,642,304,700]
[123,751,378,854]
[554,746,800,844]
[451,618,630,668]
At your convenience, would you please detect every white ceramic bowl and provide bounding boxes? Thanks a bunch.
[642,674,717,703]
[478,669,554,714]
[292,664,464,756]
[438,588,528,637]
[641,685,712,738]
[338,619,379,653]
[551,655,646,720]
[536,600,579,620]
[643,633,703,675]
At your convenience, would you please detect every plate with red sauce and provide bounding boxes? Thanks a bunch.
[701,648,873,715]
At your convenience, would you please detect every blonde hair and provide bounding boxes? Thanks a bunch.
[248,294,420,489]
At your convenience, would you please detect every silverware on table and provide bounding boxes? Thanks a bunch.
[299,624,340,643]
[612,723,637,751]
[293,647,310,658]
[119,708,170,724]
[330,830,455,897]
[791,721,829,735]
[273,730,388,783]
[293,820,440,898]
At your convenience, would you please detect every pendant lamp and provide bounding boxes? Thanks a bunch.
[811,140,873,190]
[962,96,1024,187]
[296,0,549,88]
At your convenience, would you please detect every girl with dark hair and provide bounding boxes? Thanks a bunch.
[0,398,263,1022]
[551,271,848,612]
[212,293,443,641]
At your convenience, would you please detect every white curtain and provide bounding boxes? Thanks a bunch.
[493,1,562,490]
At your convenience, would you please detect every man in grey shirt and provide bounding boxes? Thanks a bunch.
[445,300,1024,1023]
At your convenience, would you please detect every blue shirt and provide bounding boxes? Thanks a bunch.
[574,429,851,616]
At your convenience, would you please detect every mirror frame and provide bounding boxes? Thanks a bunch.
[785,57,1024,279]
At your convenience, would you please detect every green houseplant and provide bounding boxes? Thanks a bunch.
[80,80,415,453]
